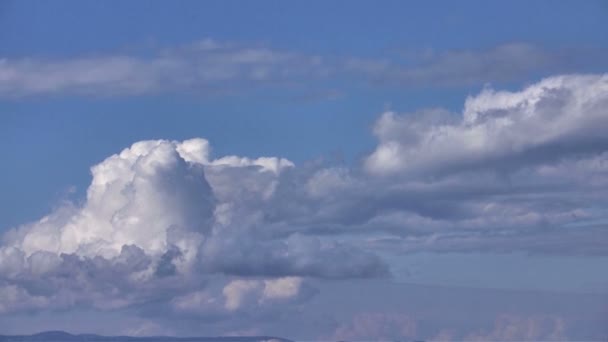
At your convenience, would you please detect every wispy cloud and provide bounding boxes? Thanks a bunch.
[1,40,606,98]
[0,39,329,97]
[351,43,608,87]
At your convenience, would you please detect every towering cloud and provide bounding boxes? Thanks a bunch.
[0,138,387,316]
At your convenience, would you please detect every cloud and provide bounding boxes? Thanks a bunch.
[1,73,608,334]
[210,74,608,257]
[355,75,607,255]
[8,139,215,259]
[348,43,608,87]
[2,138,382,276]
[327,312,569,341]
[170,276,313,316]
[0,284,49,314]
[461,314,568,341]
[366,74,608,176]
[328,312,418,341]
[0,138,387,316]
[0,39,328,98]
[1,41,607,98]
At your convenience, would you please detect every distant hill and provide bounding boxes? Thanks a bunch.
[0,331,293,342]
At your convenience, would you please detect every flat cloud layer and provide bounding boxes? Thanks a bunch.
[0,39,329,97]
[1,40,606,98]
[0,73,607,337]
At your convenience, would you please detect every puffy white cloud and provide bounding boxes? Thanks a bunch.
[223,279,262,311]
[366,74,608,176]
[0,137,386,316]
[262,277,302,300]
[220,277,306,312]
[7,139,214,261]
[169,276,309,317]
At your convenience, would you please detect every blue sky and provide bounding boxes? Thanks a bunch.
[1,1,608,340]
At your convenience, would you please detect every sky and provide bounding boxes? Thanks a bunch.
[1,0,608,340]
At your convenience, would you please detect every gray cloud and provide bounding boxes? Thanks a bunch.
[0,39,328,97]
[1,41,607,98]
[352,43,608,87]
[209,74,608,257]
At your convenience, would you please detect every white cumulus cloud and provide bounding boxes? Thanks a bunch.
[0,137,387,316]
[366,74,608,176]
